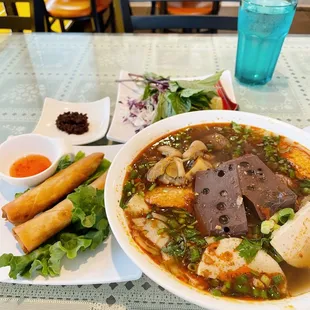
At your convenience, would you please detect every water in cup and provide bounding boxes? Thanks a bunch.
[235,0,297,85]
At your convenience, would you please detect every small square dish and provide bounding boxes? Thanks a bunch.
[0,144,142,285]
[107,70,237,143]
[33,97,110,145]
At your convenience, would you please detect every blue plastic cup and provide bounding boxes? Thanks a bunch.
[235,0,297,85]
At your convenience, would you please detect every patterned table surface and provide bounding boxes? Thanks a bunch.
[0,33,310,310]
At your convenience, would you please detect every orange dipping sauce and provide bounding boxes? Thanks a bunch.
[10,154,52,178]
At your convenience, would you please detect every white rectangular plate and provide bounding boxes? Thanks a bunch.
[0,144,142,285]
[33,97,110,146]
[107,70,236,143]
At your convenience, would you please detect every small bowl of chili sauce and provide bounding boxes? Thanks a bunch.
[0,134,72,187]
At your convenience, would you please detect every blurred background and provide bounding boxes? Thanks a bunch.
[0,0,309,34]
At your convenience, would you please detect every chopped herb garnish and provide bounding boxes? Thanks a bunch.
[236,238,262,263]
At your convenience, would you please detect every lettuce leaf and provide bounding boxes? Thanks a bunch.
[83,158,111,185]
[0,185,110,279]
[55,151,85,173]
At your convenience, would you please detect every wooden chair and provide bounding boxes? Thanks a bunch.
[121,0,238,33]
[0,0,46,31]
[45,0,116,32]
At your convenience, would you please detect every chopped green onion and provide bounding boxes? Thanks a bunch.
[148,183,157,191]
[272,274,284,285]
[289,169,295,179]
[278,208,295,225]
[189,247,200,263]
[235,274,248,285]
[261,220,275,235]
[250,269,260,277]
[270,213,279,224]
[302,188,310,195]
[129,169,138,179]
[167,219,179,229]
[234,284,250,294]
[187,263,197,272]
[260,274,271,287]
[209,278,220,287]
[211,289,222,297]
[178,218,186,224]
[224,281,231,289]
[172,209,188,214]
[268,286,281,299]
[252,288,261,298]
[261,289,268,299]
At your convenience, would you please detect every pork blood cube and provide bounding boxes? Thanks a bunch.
[224,154,297,220]
[194,163,248,236]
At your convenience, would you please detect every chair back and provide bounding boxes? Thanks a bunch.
[120,0,239,32]
[0,0,46,32]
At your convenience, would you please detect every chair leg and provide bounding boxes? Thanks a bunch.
[150,1,156,15]
[109,2,116,33]
[93,14,103,32]
[59,19,66,32]
[46,16,52,32]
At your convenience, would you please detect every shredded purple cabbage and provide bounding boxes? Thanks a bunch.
[121,96,158,132]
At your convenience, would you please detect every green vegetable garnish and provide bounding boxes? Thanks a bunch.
[55,154,72,173]
[74,151,85,162]
[236,238,262,263]
[15,188,30,199]
[83,158,111,185]
[278,208,295,225]
[272,274,284,285]
[231,121,242,134]
[211,289,222,297]
[261,220,275,235]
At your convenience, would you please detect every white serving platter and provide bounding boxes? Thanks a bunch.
[107,70,236,143]
[0,144,142,285]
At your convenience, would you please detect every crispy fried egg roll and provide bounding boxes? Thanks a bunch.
[2,153,104,224]
[13,172,108,253]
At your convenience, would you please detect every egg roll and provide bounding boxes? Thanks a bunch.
[13,172,108,253]
[2,153,104,224]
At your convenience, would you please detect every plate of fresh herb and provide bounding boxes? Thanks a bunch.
[107,70,238,143]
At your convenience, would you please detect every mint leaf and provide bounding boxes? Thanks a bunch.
[168,92,191,115]
[153,92,167,123]
[180,88,204,98]
[175,71,223,91]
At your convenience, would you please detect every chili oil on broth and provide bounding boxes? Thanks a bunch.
[120,122,310,301]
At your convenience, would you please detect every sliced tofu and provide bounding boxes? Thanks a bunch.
[197,238,286,293]
[271,202,310,268]
[132,218,169,248]
[125,194,151,216]
[145,186,194,211]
